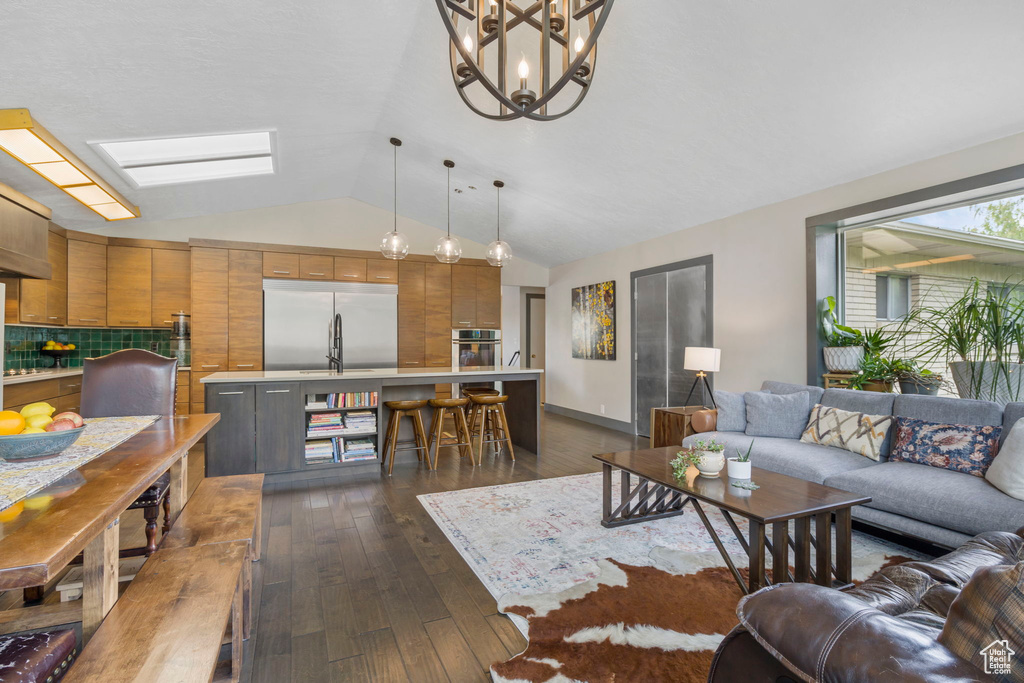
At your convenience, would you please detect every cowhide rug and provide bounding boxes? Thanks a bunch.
[491,547,913,683]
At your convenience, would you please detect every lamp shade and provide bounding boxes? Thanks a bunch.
[683,347,721,373]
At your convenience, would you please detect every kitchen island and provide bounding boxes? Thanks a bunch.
[201,366,542,477]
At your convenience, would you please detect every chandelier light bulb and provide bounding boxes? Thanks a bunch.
[462,29,473,52]
[574,30,585,56]
[518,55,530,80]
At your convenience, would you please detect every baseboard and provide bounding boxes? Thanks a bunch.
[544,403,634,435]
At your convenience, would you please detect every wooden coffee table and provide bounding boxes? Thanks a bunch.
[593,446,871,594]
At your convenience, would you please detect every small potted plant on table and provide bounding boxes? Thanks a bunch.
[690,438,726,478]
[727,441,753,479]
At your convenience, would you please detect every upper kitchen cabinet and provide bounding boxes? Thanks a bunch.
[451,264,477,328]
[476,266,501,329]
[366,259,398,283]
[151,247,191,326]
[107,245,153,327]
[397,261,425,367]
[45,230,67,326]
[0,181,51,280]
[262,251,299,278]
[299,254,333,280]
[334,256,367,282]
[191,247,229,374]
[228,249,263,371]
[67,237,107,326]
[424,263,452,367]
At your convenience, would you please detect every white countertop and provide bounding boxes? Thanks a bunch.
[201,365,543,384]
[3,365,192,385]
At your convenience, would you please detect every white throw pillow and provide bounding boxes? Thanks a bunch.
[986,420,1024,500]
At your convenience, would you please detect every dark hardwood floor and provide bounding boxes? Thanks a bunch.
[242,412,643,682]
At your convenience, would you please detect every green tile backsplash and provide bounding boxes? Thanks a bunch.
[3,326,186,371]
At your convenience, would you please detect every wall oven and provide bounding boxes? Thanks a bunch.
[452,329,502,369]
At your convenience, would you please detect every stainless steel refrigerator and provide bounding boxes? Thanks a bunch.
[263,280,398,372]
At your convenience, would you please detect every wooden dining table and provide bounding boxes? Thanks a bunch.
[0,413,219,640]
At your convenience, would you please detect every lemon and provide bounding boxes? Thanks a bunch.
[23,495,52,510]
[20,426,46,434]
[23,415,52,430]
[20,402,55,419]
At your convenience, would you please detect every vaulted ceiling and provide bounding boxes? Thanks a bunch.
[3,1,1024,266]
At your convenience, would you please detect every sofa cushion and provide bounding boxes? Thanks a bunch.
[986,419,1024,500]
[712,390,747,432]
[822,388,897,457]
[1002,402,1024,446]
[894,393,1002,427]
[745,391,809,439]
[890,417,1001,477]
[760,380,824,405]
[800,404,894,461]
[684,431,877,484]
[824,461,1024,537]
[938,562,1024,680]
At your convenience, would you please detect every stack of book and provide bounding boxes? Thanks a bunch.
[342,410,377,433]
[307,412,344,437]
[305,439,337,464]
[306,392,379,410]
[343,438,376,462]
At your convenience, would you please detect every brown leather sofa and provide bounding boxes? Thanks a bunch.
[708,528,1024,682]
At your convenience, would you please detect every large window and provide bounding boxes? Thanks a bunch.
[875,275,909,320]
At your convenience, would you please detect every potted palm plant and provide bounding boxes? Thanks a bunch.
[849,355,898,392]
[819,296,864,372]
[899,279,1024,405]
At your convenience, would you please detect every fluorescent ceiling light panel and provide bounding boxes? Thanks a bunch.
[99,132,272,166]
[0,109,139,220]
[95,131,275,187]
[122,155,275,187]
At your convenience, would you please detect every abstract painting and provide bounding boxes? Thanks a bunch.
[571,281,616,360]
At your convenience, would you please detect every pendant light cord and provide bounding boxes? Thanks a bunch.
[447,164,451,237]
[393,143,398,233]
[496,184,501,241]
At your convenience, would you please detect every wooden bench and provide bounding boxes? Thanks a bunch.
[63,474,264,682]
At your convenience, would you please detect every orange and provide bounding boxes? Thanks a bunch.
[0,410,25,436]
[0,502,24,523]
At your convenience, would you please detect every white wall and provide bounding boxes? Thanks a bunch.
[94,196,549,288]
[501,285,521,365]
[547,131,1024,425]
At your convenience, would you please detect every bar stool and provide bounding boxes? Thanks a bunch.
[426,398,475,468]
[381,400,430,476]
[469,394,515,463]
[462,387,499,434]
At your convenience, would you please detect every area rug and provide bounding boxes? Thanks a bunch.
[418,473,924,682]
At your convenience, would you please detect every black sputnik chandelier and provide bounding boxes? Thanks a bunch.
[435,0,614,121]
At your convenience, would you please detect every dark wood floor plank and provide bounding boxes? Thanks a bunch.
[292,585,325,637]
[329,655,371,683]
[359,628,411,683]
[321,582,362,663]
[424,617,491,682]
[486,613,528,655]
[429,570,511,671]
[291,630,331,683]
[252,579,292,682]
[310,505,347,586]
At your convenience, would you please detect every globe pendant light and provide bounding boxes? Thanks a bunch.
[434,159,462,264]
[379,137,409,260]
[486,180,512,267]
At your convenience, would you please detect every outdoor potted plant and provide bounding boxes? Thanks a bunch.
[727,441,753,479]
[849,355,898,393]
[899,278,1024,405]
[819,296,864,372]
[690,438,726,478]
[892,359,943,396]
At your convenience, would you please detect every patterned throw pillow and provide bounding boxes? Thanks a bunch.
[938,562,1024,680]
[890,416,1001,477]
[800,404,894,461]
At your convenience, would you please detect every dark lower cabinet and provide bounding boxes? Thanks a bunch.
[205,384,256,476]
[255,383,303,473]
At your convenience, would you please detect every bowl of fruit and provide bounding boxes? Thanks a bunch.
[0,402,86,461]
[40,341,76,368]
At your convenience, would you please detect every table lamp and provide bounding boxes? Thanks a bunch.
[683,347,721,409]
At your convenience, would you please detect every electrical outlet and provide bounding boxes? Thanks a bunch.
[150,342,159,352]
[600,404,606,415]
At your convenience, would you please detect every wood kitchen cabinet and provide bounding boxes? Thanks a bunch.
[204,383,256,476]
[451,264,477,328]
[263,251,299,279]
[476,266,501,328]
[151,247,191,327]
[255,383,302,473]
[366,259,398,283]
[334,257,367,281]
[299,254,333,280]
[398,261,425,367]
[67,238,107,326]
[190,247,229,377]
[425,263,452,367]
[106,245,152,327]
[228,250,263,371]
[45,230,67,325]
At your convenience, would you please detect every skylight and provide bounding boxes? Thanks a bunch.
[94,131,274,187]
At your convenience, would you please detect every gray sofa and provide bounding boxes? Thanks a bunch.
[682,380,1024,549]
